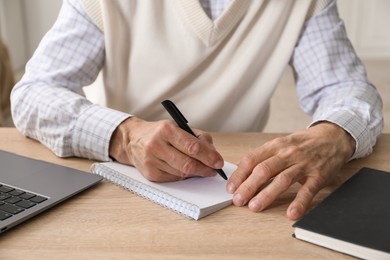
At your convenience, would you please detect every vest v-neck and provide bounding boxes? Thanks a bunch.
[176,0,252,47]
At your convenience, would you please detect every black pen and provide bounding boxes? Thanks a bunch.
[161,100,228,180]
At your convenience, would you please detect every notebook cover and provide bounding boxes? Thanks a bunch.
[293,167,390,253]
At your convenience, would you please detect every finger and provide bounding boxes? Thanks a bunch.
[133,152,185,182]
[168,127,224,170]
[287,177,323,220]
[227,140,283,194]
[227,150,268,194]
[142,167,185,182]
[137,121,217,178]
[150,136,216,178]
[145,163,187,183]
[232,155,289,206]
[164,146,217,178]
[247,165,302,212]
[136,147,215,182]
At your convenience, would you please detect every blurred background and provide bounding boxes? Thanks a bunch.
[0,0,389,132]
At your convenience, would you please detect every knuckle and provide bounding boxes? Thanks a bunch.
[299,184,317,198]
[143,139,155,153]
[140,132,161,153]
[274,172,293,188]
[284,145,301,157]
[160,119,174,129]
[186,140,200,156]
[272,137,284,146]
[180,158,198,175]
[269,136,286,148]
[254,161,273,179]
[275,145,301,161]
[239,152,257,169]
[271,136,302,159]
[156,120,175,136]
[229,169,248,186]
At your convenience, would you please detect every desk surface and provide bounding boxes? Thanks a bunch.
[0,128,389,260]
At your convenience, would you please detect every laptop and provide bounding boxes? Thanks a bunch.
[0,150,103,233]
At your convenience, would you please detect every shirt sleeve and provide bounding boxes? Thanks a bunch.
[11,0,130,161]
[290,0,384,159]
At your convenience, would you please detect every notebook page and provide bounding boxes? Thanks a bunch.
[98,161,237,209]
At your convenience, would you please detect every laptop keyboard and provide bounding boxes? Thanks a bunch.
[0,184,48,221]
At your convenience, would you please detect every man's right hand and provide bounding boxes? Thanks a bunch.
[109,117,224,182]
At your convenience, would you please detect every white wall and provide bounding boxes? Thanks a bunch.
[338,0,390,59]
[0,0,62,72]
[0,0,28,72]
[22,0,62,57]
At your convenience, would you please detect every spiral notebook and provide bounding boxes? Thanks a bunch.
[91,161,237,220]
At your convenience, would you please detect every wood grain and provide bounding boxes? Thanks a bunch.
[0,128,388,259]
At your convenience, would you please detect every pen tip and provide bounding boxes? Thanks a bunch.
[217,169,228,180]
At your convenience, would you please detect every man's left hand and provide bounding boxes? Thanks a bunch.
[226,122,355,220]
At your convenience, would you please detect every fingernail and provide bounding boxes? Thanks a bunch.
[289,207,300,220]
[233,193,246,206]
[226,182,236,193]
[249,198,262,212]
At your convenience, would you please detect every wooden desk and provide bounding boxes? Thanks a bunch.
[0,128,389,259]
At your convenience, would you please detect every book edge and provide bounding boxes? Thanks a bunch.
[198,200,232,219]
[293,227,390,259]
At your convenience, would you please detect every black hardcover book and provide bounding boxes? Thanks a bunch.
[293,167,390,260]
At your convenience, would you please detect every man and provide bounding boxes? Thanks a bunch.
[11,0,383,220]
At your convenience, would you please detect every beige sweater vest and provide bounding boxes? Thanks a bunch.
[80,0,330,131]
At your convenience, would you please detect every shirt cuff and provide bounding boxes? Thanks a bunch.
[72,104,131,161]
[309,109,375,160]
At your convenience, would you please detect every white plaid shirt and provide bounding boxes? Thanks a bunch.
[11,0,383,161]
